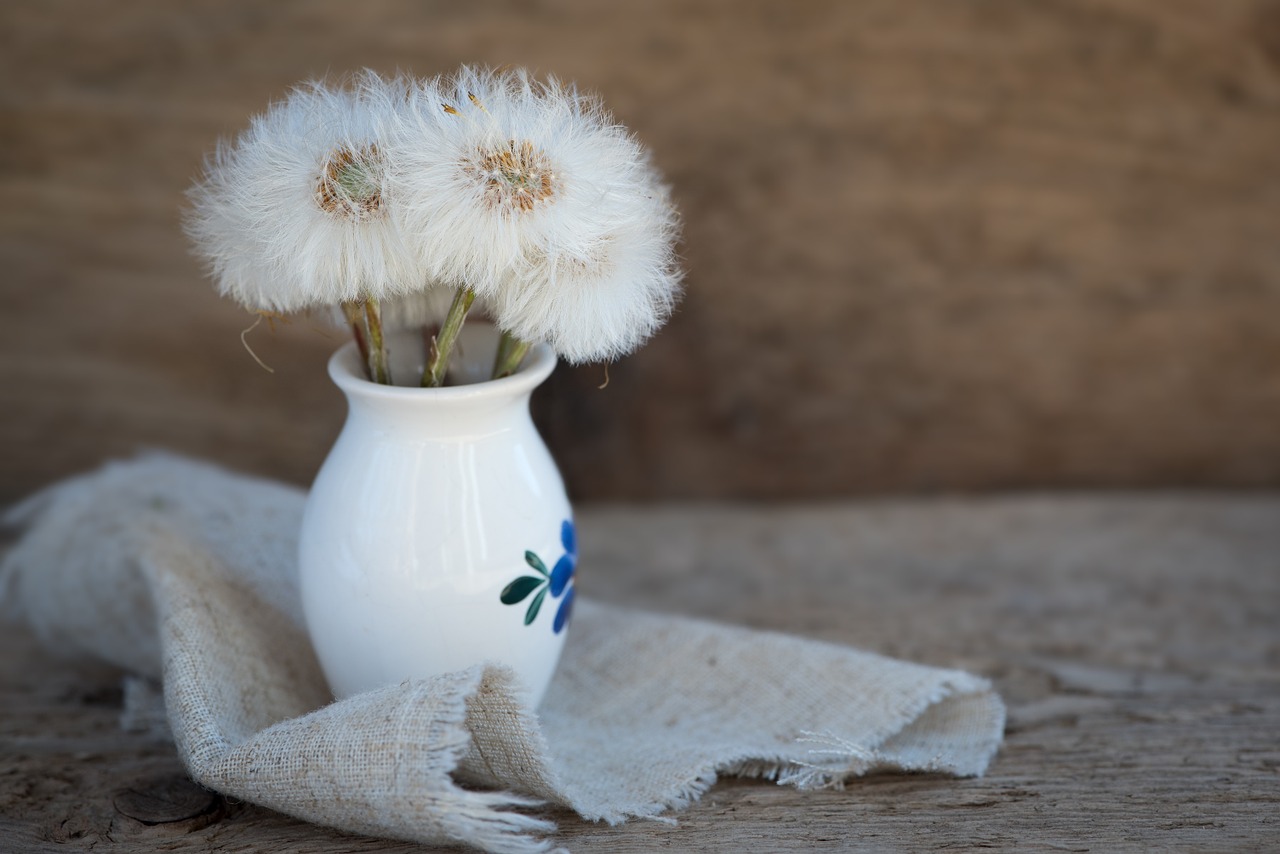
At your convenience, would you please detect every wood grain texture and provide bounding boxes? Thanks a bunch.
[2,495,1278,851]
[2,0,1280,502]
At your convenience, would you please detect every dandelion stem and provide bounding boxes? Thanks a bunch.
[492,332,532,379]
[492,329,514,374]
[423,287,476,387]
[341,301,372,379]
[362,297,390,385]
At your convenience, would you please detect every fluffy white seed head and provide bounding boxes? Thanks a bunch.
[388,68,659,292]
[388,66,682,360]
[185,73,424,313]
[490,178,682,363]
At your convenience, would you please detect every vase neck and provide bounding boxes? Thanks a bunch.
[327,327,556,437]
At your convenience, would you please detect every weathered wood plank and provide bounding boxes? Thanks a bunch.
[2,495,1277,851]
[3,1,1280,501]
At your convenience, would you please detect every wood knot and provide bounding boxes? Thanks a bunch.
[113,774,222,826]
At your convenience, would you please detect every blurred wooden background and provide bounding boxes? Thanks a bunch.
[2,0,1279,502]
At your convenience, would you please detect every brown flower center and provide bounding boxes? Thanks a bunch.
[468,140,556,213]
[316,145,383,220]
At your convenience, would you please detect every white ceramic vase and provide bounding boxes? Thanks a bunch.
[298,324,574,707]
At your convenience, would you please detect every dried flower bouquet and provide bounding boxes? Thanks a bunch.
[186,67,682,386]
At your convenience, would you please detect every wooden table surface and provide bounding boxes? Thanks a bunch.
[2,494,1278,851]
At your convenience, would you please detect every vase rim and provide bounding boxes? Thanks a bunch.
[328,326,557,401]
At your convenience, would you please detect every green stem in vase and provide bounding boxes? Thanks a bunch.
[341,301,373,379]
[362,296,390,385]
[492,328,513,375]
[422,287,476,387]
[492,331,532,379]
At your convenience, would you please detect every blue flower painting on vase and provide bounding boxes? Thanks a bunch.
[500,520,576,634]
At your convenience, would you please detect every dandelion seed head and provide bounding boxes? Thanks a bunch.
[185,71,428,313]
[386,64,679,323]
[490,178,683,363]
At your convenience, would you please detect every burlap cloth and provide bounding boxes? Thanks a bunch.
[0,455,1005,853]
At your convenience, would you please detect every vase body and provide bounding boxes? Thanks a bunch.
[299,325,573,707]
